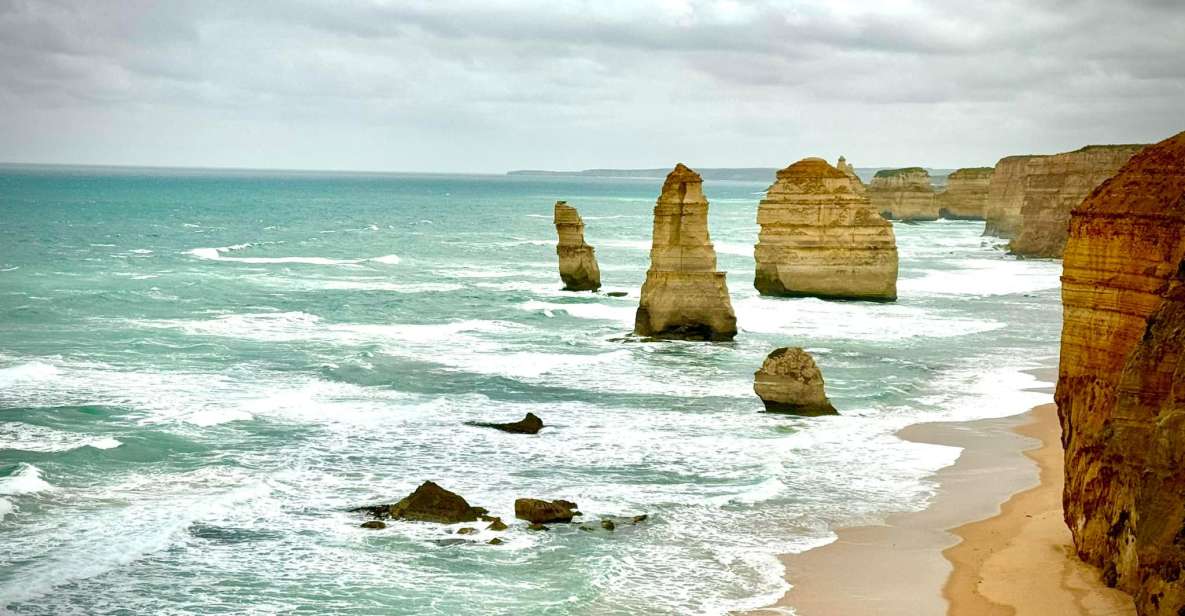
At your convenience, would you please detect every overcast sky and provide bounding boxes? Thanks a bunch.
[1,0,1182,173]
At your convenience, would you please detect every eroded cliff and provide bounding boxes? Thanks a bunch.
[1011,145,1147,258]
[634,164,737,341]
[937,167,993,220]
[1056,130,1185,615]
[984,155,1045,238]
[869,167,938,221]
[753,158,897,301]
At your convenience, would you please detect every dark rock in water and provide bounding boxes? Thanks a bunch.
[487,537,504,545]
[515,498,579,523]
[465,412,544,435]
[632,514,648,524]
[456,527,478,535]
[486,517,508,531]
[527,523,549,531]
[360,521,387,530]
[351,481,484,524]
[600,519,616,531]
[434,538,470,547]
[607,291,628,297]
[580,525,594,532]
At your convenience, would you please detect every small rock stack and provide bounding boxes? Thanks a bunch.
[554,201,601,291]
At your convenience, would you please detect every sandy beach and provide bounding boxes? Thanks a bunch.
[754,403,1136,615]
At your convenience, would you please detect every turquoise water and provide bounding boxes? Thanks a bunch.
[0,165,1062,615]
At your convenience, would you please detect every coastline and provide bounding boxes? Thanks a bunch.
[753,402,1135,615]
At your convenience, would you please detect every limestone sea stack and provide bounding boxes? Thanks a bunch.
[753,158,898,301]
[1009,144,1147,258]
[868,167,938,221]
[935,167,993,220]
[836,156,865,194]
[753,347,837,415]
[983,155,1046,238]
[1056,130,1185,614]
[553,201,601,291]
[633,164,737,341]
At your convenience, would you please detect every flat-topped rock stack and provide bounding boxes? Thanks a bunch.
[836,156,865,194]
[1009,144,1147,258]
[983,155,1046,238]
[1056,131,1185,615]
[936,167,993,220]
[868,167,938,221]
[753,158,898,301]
[553,201,601,291]
[634,164,737,341]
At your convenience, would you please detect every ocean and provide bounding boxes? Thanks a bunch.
[0,165,1062,615]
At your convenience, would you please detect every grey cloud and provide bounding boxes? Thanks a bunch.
[0,0,1181,172]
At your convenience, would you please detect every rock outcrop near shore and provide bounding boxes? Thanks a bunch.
[984,155,1045,238]
[1056,130,1185,615]
[354,481,485,524]
[753,158,898,301]
[753,347,837,415]
[1010,145,1147,258]
[869,167,938,221]
[936,167,993,220]
[554,201,601,291]
[634,164,737,341]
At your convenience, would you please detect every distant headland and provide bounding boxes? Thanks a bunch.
[508,166,957,186]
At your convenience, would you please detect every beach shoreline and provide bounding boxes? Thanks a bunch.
[752,403,1135,615]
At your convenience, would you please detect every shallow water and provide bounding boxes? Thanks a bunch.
[0,166,1062,615]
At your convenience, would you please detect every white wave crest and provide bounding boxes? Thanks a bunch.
[0,423,122,453]
[0,463,54,496]
[186,245,400,266]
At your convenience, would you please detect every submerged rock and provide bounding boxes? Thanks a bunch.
[487,537,504,545]
[753,157,898,301]
[527,523,549,532]
[456,527,479,535]
[466,412,544,435]
[606,291,628,297]
[634,164,737,341]
[753,347,837,416]
[360,521,386,530]
[554,201,601,291]
[486,517,508,531]
[600,519,615,531]
[352,481,484,524]
[515,498,579,524]
[1057,130,1185,614]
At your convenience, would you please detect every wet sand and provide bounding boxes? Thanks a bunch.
[753,403,1135,615]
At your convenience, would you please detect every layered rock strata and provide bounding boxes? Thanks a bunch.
[753,347,837,415]
[868,167,938,220]
[753,157,898,301]
[1010,144,1147,258]
[936,167,993,220]
[554,201,601,291]
[983,155,1046,238]
[1056,131,1185,615]
[634,164,737,341]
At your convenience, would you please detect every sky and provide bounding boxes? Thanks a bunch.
[1,0,1183,173]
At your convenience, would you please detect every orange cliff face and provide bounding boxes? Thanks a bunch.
[1056,130,1185,614]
